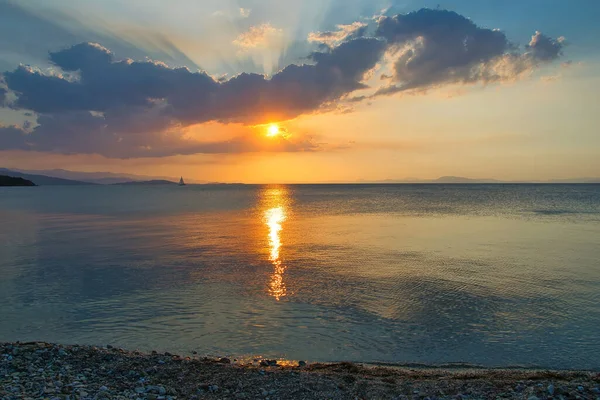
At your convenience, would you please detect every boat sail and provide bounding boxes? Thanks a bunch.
[178,177,186,186]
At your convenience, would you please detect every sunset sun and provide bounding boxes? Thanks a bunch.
[267,124,280,137]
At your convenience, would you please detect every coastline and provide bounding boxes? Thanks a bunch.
[2,342,598,399]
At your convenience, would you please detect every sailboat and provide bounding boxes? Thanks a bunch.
[178,176,186,186]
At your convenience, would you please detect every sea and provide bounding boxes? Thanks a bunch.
[0,184,599,369]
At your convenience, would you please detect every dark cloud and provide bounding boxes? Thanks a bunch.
[528,31,565,61]
[0,87,7,106]
[0,7,566,158]
[4,44,219,115]
[374,9,565,93]
[5,39,384,123]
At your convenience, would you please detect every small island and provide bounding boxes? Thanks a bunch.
[0,175,36,186]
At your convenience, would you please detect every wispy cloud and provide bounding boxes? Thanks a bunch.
[308,22,367,47]
[239,8,251,18]
[233,23,283,49]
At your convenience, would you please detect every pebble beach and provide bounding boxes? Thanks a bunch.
[2,342,599,400]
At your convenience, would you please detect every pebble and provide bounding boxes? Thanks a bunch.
[2,341,598,400]
[515,384,525,392]
[145,385,167,395]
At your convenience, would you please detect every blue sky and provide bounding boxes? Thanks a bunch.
[0,0,598,182]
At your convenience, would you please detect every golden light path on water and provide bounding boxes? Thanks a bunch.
[264,189,288,301]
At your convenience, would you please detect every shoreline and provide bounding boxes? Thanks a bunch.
[2,342,599,399]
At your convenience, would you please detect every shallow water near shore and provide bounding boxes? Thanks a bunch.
[0,184,599,369]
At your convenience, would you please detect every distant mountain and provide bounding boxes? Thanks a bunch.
[357,176,600,184]
[0,175,36,187]
[432,176,504,183]
[5,168,185,184]
[0,168,93,186]
[358,176,504,184]
[114,180,177,185]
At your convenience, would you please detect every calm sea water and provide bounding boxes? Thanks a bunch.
[1,184,599,369]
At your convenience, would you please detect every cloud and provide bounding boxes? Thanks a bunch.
[240,8,251,18]
[0,8,567,159]
[528,31,565,61]
[308,22,368,47]
[233,24,283,49]
[3,36,384,119]
[373,9,565,94]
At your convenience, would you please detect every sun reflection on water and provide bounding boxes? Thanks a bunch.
[266,206,286,300]
[263,188,289,301]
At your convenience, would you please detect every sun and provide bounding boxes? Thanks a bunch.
[267,124,280,137]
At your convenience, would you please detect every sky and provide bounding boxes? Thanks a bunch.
[0,0,599,183]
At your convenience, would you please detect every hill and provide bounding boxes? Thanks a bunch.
[5,168,196,184]
[0,169,93,186]
[0,175,36,186]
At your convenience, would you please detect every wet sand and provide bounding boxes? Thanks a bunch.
[1,342,598,399]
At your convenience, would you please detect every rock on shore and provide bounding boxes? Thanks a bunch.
[1,342,599,399]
